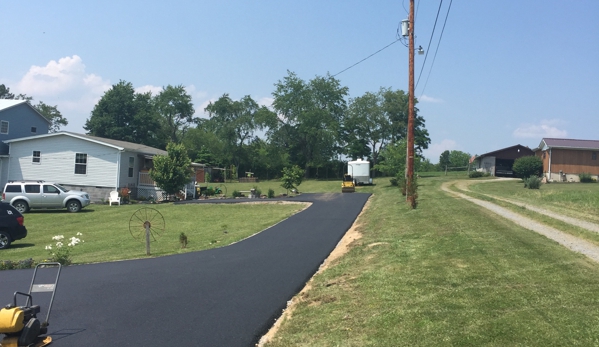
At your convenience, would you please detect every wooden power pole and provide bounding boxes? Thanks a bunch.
[406,0,416,206]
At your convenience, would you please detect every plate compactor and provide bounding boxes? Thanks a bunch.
[0,263,61,347]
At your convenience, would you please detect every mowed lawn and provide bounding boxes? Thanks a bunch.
[264,174,599,346]
[1,201,308,264]
[468,179,599,224]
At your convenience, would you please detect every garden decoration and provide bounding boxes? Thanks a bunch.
[129,208,165,256]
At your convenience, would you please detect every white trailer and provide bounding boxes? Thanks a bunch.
[347,159,372,185]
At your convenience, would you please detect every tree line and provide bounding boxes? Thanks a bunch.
[4,71,464,179]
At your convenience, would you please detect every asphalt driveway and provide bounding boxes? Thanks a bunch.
[0,193,370,347]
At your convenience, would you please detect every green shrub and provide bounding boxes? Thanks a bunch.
[513,156,543,179]
[579,172,594,183]
[468,171,489,178]
[232,190,242,198]
[524,175,542,189]
[267,188,275,198]
[389,177,398,186]
[204,188,215,196]
[253,186,262,197]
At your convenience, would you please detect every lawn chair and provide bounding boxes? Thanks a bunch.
[109,191,121,206]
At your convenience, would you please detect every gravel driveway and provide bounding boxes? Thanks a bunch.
[442,179,599,263]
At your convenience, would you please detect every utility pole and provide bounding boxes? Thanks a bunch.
[406,0,416,206]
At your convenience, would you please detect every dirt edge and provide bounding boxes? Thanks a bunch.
[256,196,373,346]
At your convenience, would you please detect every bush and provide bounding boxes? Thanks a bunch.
[204,188,215,196]
[389,177,398,186]
[232,190,242,198]
[524,175,542,189]
[513,156,543,179]
[267,188,275,198]
[579,172,594,183]
[468,171,489,178]
[253,186,262,197]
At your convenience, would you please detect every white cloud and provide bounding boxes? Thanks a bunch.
[135,85,163,95]
[419,94,443,103]
[513,119,567,139]
[422,139,460,163]
[13,55,111,132]
[257,97,274,108]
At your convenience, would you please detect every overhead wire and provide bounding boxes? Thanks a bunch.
[332,39,401,77]
[418,0,453,97]
[415,0,443,89]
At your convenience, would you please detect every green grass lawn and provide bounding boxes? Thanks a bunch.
[468,179,599,224]
[2,202,307,265]
[264,175,599,346]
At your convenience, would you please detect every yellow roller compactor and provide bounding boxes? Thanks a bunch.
[341,174,355,193]
[0,263,61,347]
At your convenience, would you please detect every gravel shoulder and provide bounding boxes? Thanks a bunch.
[442,179,599,263]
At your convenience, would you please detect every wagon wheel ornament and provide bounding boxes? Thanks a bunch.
[129,208,165,255]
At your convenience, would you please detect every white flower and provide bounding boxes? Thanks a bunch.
[52,235,64,241]
[76,232,83,236]
[68,237,81,247]
[45,245,52,250]
[55,242,63,248]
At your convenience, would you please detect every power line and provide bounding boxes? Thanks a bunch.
[419,0,453,97]
[415,0,443,89]
[332,39,401,77]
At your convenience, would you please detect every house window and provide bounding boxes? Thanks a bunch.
[128,157,134,178]
[31,127,37,133]
[75,153,87,174]
[593,152,597,160]
[0,121,8,134]
[32,151,41,164]
[542,152,546,159]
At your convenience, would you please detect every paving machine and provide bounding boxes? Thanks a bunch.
[341,174,356,193]
[0,263,61,347]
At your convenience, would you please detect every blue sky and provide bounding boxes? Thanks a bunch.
[1,1,598,163]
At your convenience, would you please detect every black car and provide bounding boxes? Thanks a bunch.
[0,202,28,249]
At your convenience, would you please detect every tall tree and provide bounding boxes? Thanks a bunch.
[438,150,451,169]
[448,150,471,168]
[343,88,391,171]
[204,94,277,173]
[155,85,195,144]
[85,80,162,147]
[272,71,348,176]
[382,89,431,154]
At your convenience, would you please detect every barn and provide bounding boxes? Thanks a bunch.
[471,144,535,177]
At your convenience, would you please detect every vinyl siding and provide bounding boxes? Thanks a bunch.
[117,152,145,189]
[0,103,50,154]
[8,135,120,187]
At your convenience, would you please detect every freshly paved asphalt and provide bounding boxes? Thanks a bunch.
[0,193,370,347]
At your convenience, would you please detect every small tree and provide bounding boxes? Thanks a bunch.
[150,143,193,198]
[512,156,543,179]
[281,165,304,195]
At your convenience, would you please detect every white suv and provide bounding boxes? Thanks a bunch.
[2,180,91,213]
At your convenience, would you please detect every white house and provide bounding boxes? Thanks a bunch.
[4,132,168,202]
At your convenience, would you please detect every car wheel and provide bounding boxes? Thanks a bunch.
[0,231,11,249]
[67,200,81,213]
[13,200,29,213]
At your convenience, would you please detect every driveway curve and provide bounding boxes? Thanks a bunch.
[0,193,371,347]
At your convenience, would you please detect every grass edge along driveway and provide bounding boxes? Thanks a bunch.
[263,175,599,347]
